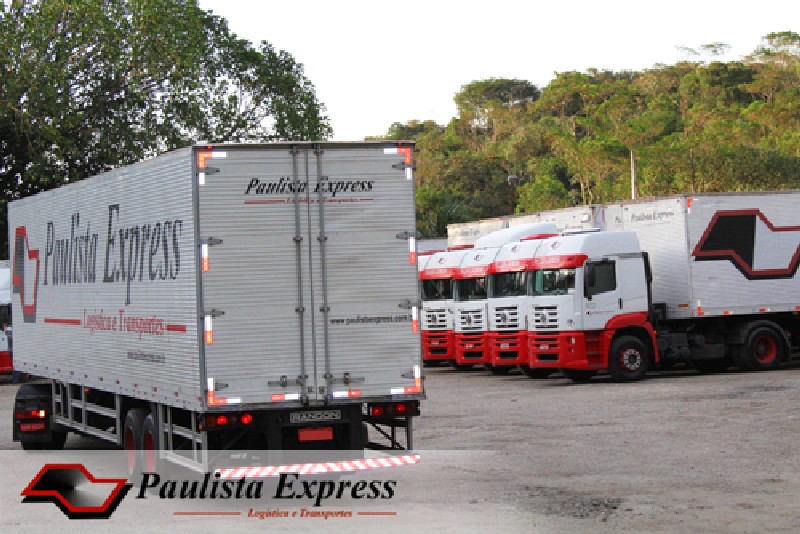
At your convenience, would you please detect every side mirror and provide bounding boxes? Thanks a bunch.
[584,264,595,301]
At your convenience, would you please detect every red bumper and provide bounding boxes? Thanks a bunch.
[0,351,11,374]
[455,332,490,365]
[489,331,528,367]
[422,330,455,362]
[528,331,606,370]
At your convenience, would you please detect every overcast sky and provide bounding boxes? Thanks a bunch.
[199,0,798,141]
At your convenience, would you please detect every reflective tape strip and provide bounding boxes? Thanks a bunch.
[271,393,300,402]
[332,390,361,398]
[214,454,421,480]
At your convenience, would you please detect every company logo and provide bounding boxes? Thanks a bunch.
[20,464,132,519]
[12,226,40,323]
[550,241,560,250]
[692,209,800,280]
[511,245,519,253]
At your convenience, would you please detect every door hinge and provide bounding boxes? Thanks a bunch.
[399,299,420,309]
[202,237,223,246]
[203,308,225,318]
[396,231,421,240]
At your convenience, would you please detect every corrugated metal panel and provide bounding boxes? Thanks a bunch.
[197,143,420,406]
[9,149,202,408]
[687,193,800,316]
[618,197,692,319]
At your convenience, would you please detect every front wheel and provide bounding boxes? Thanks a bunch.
[608,335,650,382]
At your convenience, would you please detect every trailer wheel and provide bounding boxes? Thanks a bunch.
[735,327,784,371]
[141,414,160,475]
[124,408,147,478]
[520,366,551,379]
[561,369,596,383]
[608,335,650,382]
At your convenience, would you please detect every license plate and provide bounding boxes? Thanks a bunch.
[431,341,440,345]
[290,410,342,423]
[500,343,510,350]
[539,344,549,350]
[466,344,474,349]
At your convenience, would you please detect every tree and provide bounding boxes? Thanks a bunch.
[0,0,331,256]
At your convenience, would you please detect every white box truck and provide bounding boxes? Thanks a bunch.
[9,142,423,475]
[526,192,800,381]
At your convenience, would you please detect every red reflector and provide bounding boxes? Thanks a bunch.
[20,422,46,432]
[298,427,333,442]
[241,413,253,425]
[372,406,385,417]
[395,403,407,414]
[216,415,228,426]
[16,410,46,419]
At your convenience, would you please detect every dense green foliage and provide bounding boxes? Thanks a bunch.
[386,33,800,237]
[0,0,331,254]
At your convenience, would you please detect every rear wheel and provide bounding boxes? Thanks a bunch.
[608,335,650,382]
[141,413,160,475]
[561,369,596,383]
[520,366,552,379]
[734,327,784,371]
[124,408,147,479]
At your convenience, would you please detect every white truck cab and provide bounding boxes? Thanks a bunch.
[528,231,652,381]
[419,248,473,365]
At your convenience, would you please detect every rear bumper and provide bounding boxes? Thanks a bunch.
[455,332,489,365]
[421,330,455,362]
[489,331,528,366]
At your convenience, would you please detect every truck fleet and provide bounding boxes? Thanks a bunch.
[422,192,800,381]
[8,142,424,476]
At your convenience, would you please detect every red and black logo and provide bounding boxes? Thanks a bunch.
[20,464,132,519]
[692,209,800,280]
[12,226,40,323]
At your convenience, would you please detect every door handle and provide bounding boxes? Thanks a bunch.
[618,298,623,309]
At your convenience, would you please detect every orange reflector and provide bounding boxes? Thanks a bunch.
[202,243,210,272]
[197,151,212,169]
[412,319,419,334]
[205,316,213,344]
[298,427,333,442]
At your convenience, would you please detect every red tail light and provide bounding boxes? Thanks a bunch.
[15,409,46,420]
[241,413,253,425]
[216,415,228,426]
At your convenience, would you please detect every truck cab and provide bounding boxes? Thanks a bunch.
[453,247,499,368]
[527,231,656,381]
[419,248,472,365]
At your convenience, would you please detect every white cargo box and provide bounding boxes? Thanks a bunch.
[9,142,422,410]
[615,192,800,319]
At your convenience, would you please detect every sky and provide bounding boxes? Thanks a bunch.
[199,0,799,141]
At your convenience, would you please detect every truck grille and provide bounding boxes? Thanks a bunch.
[493,306,520,330]
[459,308,485,332]
[424,308,449,331]
[533,306,558,331]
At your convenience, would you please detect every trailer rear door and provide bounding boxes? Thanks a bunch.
[196,143,421,407]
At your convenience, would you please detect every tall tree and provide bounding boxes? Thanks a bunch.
[0,0,331,256]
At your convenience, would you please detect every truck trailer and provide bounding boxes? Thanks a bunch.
[9,142,424,475]
[526,192,800,381]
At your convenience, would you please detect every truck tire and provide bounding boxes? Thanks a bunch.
[734,327,784,372]
[561,369,596,383]
[608,335,650,382]
[124,408,147,478]
[520,366,551,379]
[141,413,160,475]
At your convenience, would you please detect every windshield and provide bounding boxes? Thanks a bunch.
[455,277,487,302]
[421,279,453,301]
[530,268,576,296]
[489,271,528,298]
